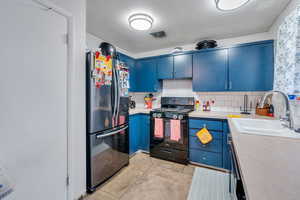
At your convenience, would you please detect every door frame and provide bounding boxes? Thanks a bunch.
[31,1,75,200]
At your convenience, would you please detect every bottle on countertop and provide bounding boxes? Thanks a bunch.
[203,101,211,112]
[267,104,274,117]
[195,100,200,111]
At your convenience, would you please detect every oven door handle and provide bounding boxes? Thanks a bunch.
[96,125,128,139]
[160,149,172,154]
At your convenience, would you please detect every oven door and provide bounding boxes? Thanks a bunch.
[150,117,188,151]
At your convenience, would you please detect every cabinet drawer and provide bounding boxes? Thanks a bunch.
[189,119,223,131]
[189,128,223,139]
[189,149,222,168]
[189,136,222,153]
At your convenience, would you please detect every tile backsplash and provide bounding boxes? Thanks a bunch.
[129,92,264,112]
[129,80,266,113]
[194,92,265,112]
[129,80,300,126]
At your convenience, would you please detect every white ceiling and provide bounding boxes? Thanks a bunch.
[87,0,290,53]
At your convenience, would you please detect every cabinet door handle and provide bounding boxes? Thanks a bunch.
[229,81,232,90]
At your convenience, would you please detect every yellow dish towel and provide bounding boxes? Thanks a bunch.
[227,115,241,118]
[196,128,213,144]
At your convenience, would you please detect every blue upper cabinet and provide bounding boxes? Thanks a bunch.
[174,54,193,79]
[117,52,136,92]
[134,58,161,92]
[157,56,174,79]
[156,54,192,79]
[128,40,274,92]
[193,49,228,91]
[228,41,274,91]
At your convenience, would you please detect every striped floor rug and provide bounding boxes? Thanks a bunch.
[188,167,232,200]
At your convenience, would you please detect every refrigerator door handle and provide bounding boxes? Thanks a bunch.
[96,125,128,139]
[116,64,121,121]
[112,61,118,126]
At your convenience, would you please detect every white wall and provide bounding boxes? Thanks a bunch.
[48,0,86,199]
[86,33,134,57]
[269,0,299,38]
[162,80,195,98]
[88,31,273,59]
[127,0,298,59]
[134,32,273,58]
[85,0,298,60]
[86,33,102,50]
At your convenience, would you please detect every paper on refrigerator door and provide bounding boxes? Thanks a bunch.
[92,51,113,87]
[0,164,14,199]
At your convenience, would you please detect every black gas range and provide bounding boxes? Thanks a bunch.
[150,97,194,164]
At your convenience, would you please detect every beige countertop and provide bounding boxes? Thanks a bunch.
[129,108,152,115]
[189,110,271,120]
[228,118,300,200]
[130,109,272,120]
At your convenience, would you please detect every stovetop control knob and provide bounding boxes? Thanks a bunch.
[157,113,162,118]
[173,115,178,120]
[152,113,157,118]
[178,115,183,120]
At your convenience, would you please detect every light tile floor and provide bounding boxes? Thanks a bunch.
[84,152,195,200]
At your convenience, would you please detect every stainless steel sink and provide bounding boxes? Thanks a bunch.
[231,118,300,139]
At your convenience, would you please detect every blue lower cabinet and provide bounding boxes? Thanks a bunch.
[139,114,150,151]
[130,114,150,153]
[189,136,222,153]
[189,128,223,140]
[222,121,231,170]
[190,149,223,168]
[188,118,231,170]
[129,115,140,155]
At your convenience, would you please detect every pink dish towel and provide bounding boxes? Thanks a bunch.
[119,115,126,134]
[170,120,181,142]
[119,115,126,125]
[154,118,164,138]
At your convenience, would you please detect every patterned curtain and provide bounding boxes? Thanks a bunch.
[274,7,300,94]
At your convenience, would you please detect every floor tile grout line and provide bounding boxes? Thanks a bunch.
[86,152,196,200]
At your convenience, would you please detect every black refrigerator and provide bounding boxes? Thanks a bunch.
[86,42,130,192]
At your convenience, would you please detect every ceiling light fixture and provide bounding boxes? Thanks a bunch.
[128,13,153,31]
[215,0,250,11]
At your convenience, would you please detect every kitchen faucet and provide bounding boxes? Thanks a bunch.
[259,91,294,130]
